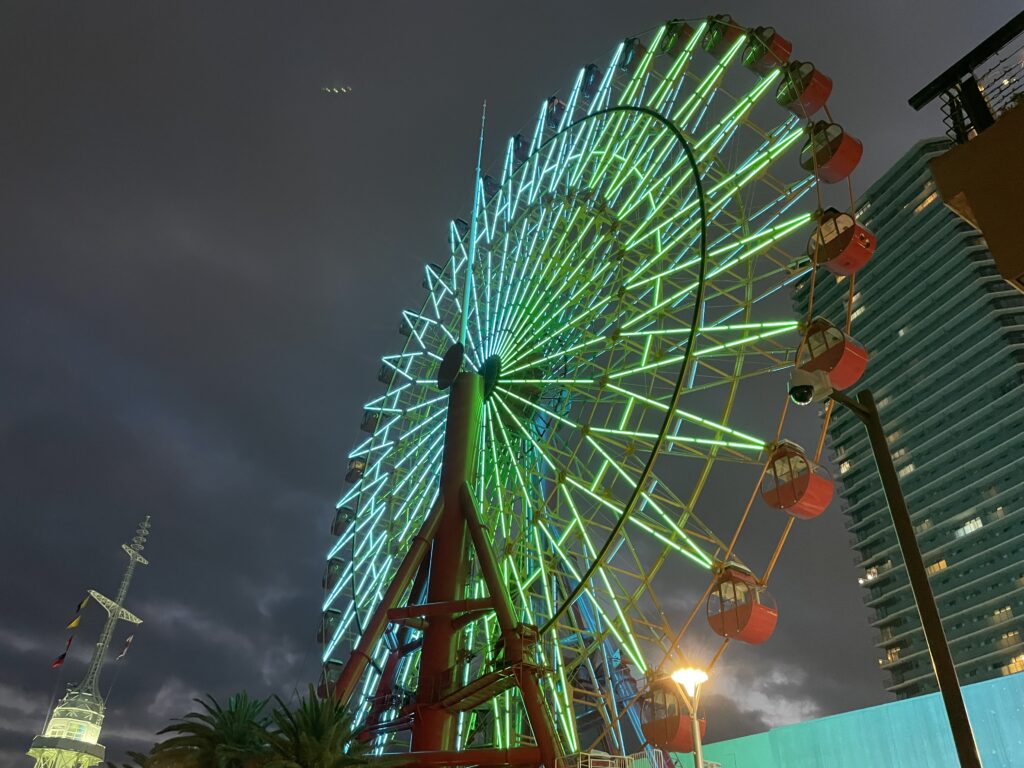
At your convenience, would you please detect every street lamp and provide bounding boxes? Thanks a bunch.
[671,667,708,768]
[788,369,983,768]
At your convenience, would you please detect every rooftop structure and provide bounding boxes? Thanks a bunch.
[909,10,1024,293]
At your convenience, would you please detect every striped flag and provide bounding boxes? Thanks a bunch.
[52,636,73,669]
[116,634,134,660]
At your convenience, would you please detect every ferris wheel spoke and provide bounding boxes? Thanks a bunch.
[490,213,553,355]
[626,196,810,294]
[646,21,707,112]
[533,512,645,670]
[610,73,778,228]
[580,435,715,566]
[493,200,618,358]
[492,215,589,355]
[624,120,802,259]
[620,213,809,334]
[499,279,619,369]
[489,394,647,636]
[676,35,748,130]
[602,381,764,447]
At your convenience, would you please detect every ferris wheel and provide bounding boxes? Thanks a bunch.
[319,15,874,765]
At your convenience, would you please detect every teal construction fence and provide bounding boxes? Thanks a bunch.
[689,671,1024,768]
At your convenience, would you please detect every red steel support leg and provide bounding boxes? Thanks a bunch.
[363,560,432,733]
[376,746,541,767]
[462,484,561,768]
[333,494,444,708]
[412,372,483,751]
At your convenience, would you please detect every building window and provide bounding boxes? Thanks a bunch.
[926,560,948,575]
[859,566,880,585]
[892,447,909,462]
[914,191,939,214]
[897,463,915,478]
[993,606,1013,623]
[915,518,933,534]
[954,517,983,538]
[887,430,902,444]
[898,327,908,338]
[839,460,852,475]
[1002,654,1024,675]
[851,305,865,321]
[1001,630,1021,646]
[877,396,892,409]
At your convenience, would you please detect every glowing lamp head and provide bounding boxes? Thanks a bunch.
[671,667,709,697]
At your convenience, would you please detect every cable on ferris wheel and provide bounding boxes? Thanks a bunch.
[319,12,877,765]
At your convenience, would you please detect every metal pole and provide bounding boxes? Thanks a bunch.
[830,389,982,768]
[690,684,704,768]
[691,712,704,768]
[332,496,444,708]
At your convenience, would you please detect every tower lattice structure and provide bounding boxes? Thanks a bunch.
[27,518,151,768]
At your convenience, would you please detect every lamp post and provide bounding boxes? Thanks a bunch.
[671,667,708,768]
[789,367,983,768]
[825,388,982,768]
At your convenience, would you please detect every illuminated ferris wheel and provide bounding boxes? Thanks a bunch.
[319,15,874,765]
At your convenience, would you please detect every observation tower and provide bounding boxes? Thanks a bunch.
[27,518,151,768]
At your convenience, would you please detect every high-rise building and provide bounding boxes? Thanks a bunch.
[27,519,150,768]
[794,139,1024,698]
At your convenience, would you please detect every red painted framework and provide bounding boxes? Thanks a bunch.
[331,373,559,767]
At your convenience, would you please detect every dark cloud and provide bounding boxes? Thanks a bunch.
[1,1,1017,763]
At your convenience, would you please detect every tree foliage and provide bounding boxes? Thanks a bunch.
[148,692,270,768]
[263,686,370,768]
[123,688,371,768]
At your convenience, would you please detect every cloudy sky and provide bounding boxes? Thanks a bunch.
[1,1,1017,764]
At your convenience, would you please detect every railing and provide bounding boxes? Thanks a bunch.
[556,753,632,768]
[910,11,1024,143]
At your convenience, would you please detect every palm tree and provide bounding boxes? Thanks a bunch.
[148,692,270,768]
[263,686,370,768]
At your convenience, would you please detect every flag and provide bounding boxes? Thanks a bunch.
[65,595,90,629]
[116,634,134,660]
[52,636,73,669]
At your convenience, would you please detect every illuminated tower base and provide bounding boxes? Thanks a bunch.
[27,689,106,768]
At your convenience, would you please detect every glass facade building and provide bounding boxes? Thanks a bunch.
[793,139,1024,698]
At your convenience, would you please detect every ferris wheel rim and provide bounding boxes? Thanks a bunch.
[532,104,709,637]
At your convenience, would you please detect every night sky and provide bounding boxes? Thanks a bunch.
[1,2,1017,764]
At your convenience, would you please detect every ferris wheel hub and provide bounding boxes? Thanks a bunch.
[436,342,466,390]
[479,354,502,400]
